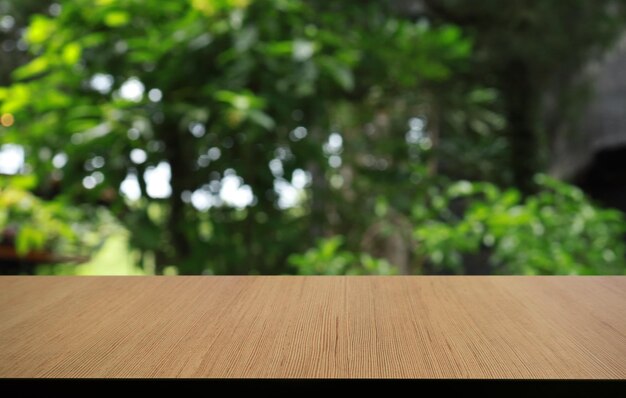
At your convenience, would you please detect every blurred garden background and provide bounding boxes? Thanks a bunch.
[1,0,626,276]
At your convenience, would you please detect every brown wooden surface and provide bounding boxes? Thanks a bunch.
[0,276,625,378]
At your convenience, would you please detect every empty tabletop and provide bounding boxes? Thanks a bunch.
[0,276,625,378]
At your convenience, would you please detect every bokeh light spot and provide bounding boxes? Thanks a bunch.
[1,113,14,127]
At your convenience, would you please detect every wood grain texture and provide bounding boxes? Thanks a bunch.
[0,276,624,379]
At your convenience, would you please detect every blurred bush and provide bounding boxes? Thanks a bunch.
[0,175,76,256]
[1,1,625,275]
[413,175,626,274]
[0,175,121,271]
[289,236,396,275]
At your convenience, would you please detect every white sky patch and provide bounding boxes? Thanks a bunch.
[291,168,311,189]
[90,73,114,94]
[130,148,147,164]
[191,189,214,211]
[409,117,425,131]
[207,147,221,161]
[144,161,171,198]
[120,173,141,201]
[293,39,315,61]
[191,171,307,211]
[289,126,307,141]
[405,129,423,144]
[82,175,97,189]
[273,169,311,208]
[52,152,68,169]
[92,171,104,183]
[0,144,24,174]
[323,132,343,156]
[119,77,145,102]
[274,179,299,209]
[329,155,341,168]
[406,116,426,145]
[148,88,162,102]
[128,161,253,205]
[90,156,105,169]
[188,122,206,138]
[269,158,283,177]
[220,174,254,209]
[49,3,62,17]
[0,16,15,32]
[328,133,343,151]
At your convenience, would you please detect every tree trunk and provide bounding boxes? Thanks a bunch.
[501,59,538,195]
[427,97,440,176]
[161,122,192,272]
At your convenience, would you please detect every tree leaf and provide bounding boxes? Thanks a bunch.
[320,58,354,91]
[13,57,49,80]
[62,42,82,65]
[104,11,130,27]
[248,110,275,130]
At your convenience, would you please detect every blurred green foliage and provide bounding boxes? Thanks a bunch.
[414,175,626,274]
[0,0,625,275]
[0,175,74,256]
[289,236,396,275]
[0,175,118,260]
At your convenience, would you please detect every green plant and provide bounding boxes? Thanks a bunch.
[0,176,73,255]
[288,236,396,275]
[0,0,472,274]
[413,174,626,274]
[0,175,117,261]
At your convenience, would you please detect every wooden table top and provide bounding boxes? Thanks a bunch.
[0,276,624,379]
